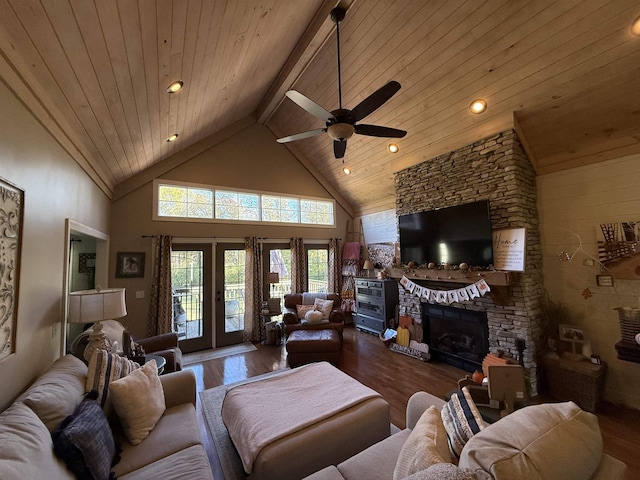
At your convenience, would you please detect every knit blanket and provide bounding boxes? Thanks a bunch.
[221,362,380,474]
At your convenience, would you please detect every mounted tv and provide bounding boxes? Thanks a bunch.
[399,200,494,267]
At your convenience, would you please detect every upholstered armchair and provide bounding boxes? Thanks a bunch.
[70,319,183,373]
[282,293,346,340]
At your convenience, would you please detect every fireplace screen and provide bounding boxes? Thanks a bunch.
[423,305,488,370]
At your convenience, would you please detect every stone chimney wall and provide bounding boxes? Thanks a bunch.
[394,129,544,394]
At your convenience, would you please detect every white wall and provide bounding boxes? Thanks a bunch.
[0,81,110,411]
[538,154,640,408]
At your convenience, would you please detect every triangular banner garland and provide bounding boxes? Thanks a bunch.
[398,276,492,305]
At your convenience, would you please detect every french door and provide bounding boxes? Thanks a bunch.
[215,243,246,347]
[171,244,212,353]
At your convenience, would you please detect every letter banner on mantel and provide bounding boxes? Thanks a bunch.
[399,276,491,305]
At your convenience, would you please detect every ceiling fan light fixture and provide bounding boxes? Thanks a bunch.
[166,80,184,93]
[388,143,399,153]
[343,166,352,175]
[166,133,179,142]
[469,99,487,114]
[632,15,640,36]
[327,123,355,141]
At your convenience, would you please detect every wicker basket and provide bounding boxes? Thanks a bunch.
[616,307,640,343]
[543,353,606,412]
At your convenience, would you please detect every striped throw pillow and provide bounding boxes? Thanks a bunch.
[441,386,487,460]
[86,350,139,413]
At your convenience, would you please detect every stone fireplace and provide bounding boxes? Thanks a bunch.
[394,130,544,394]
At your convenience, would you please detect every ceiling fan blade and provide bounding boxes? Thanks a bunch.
[334,140,347,159]
[351,81,402,122]
[285,91,334,122]
[277,128,326,143]
[355,124,407,138]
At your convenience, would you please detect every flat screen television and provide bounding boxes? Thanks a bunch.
[399,200,494,267]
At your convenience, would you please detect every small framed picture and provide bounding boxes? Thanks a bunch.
[596,274,614,287]
[559,324,585,343]
[115,252,145,278]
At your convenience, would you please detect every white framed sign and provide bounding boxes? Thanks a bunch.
[492,228,526,272]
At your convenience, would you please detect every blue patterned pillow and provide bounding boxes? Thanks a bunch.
[440,386,487,460]
[52,391,118,480]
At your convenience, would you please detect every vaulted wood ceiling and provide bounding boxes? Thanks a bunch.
[1,1,639,217]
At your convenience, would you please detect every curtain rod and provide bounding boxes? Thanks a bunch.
[141,235,341,240]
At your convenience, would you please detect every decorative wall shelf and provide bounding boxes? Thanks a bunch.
[387,267,513,287]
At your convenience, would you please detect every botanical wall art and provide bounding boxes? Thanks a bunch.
[0,177,24,361]
[597,221,640,279]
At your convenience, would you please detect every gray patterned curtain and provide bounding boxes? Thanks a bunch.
[328,238,342,294]
[290,237,307,293]
[146,235,173,337]
[243,237,263,342]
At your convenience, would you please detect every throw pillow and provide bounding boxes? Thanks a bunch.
[86,349,139,413]
[313,298,334,320]
[393,405,451,480]
[296,304,316,319]
[458,401,603,480]
[441,387,487,460]
[304,309,325,324]
[406,463,478,480]
[52,391,118,480]
[109,360,166,445]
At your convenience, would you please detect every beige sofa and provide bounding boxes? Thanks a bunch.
[0,354,213,480]
[305,391,627,480]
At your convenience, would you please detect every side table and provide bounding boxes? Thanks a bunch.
[260,311,281,343]
[131,354,166,375]
[542,352,606,412]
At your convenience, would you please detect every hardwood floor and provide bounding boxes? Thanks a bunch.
[186,325,639,480]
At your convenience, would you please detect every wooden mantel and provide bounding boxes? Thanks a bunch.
[387,267,513,287]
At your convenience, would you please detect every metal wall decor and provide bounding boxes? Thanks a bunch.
[0,177,24,361]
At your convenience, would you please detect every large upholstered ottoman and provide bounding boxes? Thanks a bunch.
[221,362,390,480]
[286,329,341,367]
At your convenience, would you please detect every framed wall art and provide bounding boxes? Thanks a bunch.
[115,252,145,278]
[0,176,24,362]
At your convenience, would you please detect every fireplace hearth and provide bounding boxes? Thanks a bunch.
[422,304,489,372]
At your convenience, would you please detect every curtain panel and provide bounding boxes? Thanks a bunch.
[328,238,342,294]
[243,237,263,342]
[290,237,307,293]
[146,235,173,337]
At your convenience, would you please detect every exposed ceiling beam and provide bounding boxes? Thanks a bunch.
[256,0,356,125]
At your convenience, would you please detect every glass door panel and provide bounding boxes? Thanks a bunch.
[264,245,292,320]
[171,245,212,353]
[215,244,245,347]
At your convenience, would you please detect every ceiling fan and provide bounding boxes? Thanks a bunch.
[276,6,407,159]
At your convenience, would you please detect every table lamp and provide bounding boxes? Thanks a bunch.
[267,272,281,313]
[68,287,127,361]
[363,260,374,277]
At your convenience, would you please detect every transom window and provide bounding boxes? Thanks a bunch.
[154,180,334,226]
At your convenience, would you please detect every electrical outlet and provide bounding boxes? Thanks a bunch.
[136,291,145,299]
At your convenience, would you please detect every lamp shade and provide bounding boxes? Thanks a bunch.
[268,272,280,284]
[68,288,127,324]
[363,260,374,270]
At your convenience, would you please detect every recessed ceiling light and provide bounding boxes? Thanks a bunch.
[388,143,399,153]
[166,80,184,94]
[469,99,487,114]
[166,133,179,142]
[343,166,352,175]
[632,15,640,36]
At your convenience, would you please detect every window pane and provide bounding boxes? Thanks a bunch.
[157,182,332,226]
[307,248,328,293]
[171,250,204,340]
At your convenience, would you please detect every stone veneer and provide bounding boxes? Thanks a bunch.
[394,129,544,394]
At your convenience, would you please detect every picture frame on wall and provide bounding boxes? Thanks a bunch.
[115,252,145,278]
[596,274,614,287]
[0,176,24,362]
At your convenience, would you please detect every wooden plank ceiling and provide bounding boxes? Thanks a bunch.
[1,1,639,217]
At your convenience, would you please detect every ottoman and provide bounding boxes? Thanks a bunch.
[287,329,341,367]
[221,362,390,480]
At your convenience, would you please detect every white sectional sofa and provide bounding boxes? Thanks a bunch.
[305,391,627,480]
